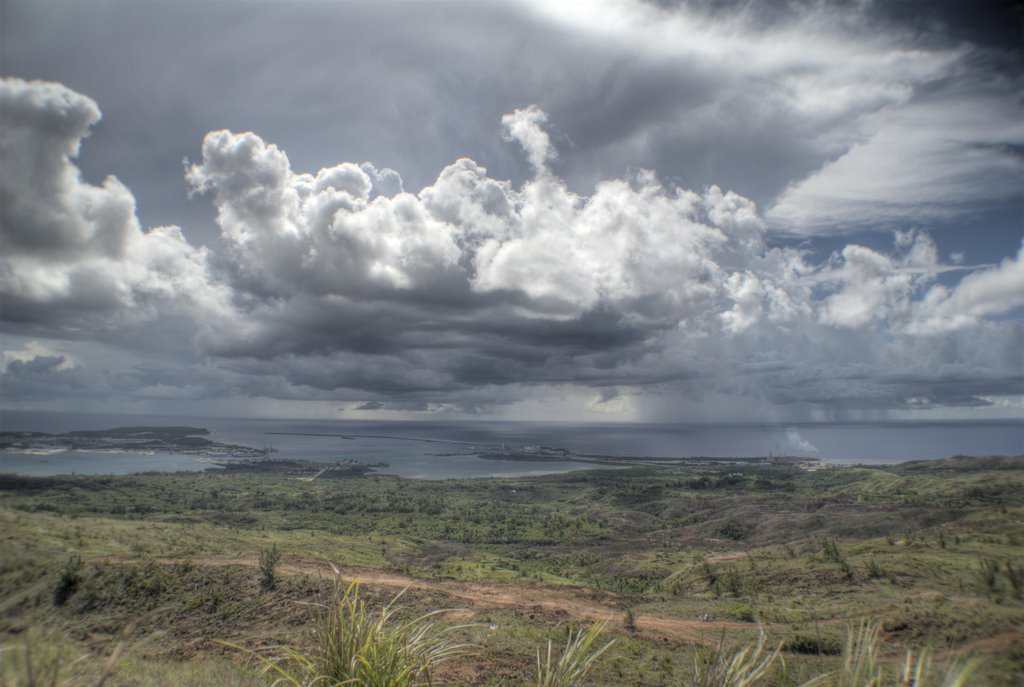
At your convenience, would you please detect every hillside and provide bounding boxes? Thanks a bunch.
[1,456,1022,685]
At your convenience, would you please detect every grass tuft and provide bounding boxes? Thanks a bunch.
[235,579,471,687]
[690,631,780,687]
[533,623,614,687]
[0,628,75,687]
[800,621,977,687]
[0,627,121,687]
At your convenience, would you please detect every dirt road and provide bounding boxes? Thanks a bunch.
[135,554,755,645]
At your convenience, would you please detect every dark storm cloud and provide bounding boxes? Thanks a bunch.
[6,0,1020,244]
[4,76,1022,416]
[0,353,101,401]
[3,1,571,242]
[1,0,1022,420]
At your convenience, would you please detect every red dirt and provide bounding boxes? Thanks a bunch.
[109,554,757,645]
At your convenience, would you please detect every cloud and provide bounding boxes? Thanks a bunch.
[529,0,1022,232]
[183,118,769,349]
[2,76,1022,419]
[502,105,556,173]
[818,245,911,328]
[185,129,464,298]
[2,340,76,371]
[910,243,1024,335]
[5,0,1019,244]
[0,77,226,326]
[179,107,1024,414]
[0,344,100,401]
[768,88,1024,232]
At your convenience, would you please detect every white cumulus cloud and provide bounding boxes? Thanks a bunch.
[2,76,1022,418]
[0,77,225,325]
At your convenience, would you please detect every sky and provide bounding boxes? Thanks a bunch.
[1,0,1022,424]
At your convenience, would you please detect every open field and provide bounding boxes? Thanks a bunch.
[1,455,1022,685]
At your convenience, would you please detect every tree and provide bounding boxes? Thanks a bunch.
[259,543,281,590]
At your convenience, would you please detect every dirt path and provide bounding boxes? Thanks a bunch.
[123,554,756,645]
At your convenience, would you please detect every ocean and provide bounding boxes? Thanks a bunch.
[0,411,1021,479]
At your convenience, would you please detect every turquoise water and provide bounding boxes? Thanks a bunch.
[0,449,206,476]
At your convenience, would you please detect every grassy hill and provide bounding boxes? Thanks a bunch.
[1,455,1022,685]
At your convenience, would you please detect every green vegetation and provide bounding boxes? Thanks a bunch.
[623,607,636,633]
[239,581,469,687]
[799,622,976,687]
[0,626,122,687]
[53,555,82,608]
[689,633,778,687]
[0,455,1022,685]
[259,544,282,591]
[533,623,613,687]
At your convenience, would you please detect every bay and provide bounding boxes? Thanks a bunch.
[0,410,1020,479]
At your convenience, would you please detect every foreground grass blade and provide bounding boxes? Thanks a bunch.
[533,622,614,687]
[226,579,471,687]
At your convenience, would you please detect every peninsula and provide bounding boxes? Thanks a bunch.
[0,426,268,459]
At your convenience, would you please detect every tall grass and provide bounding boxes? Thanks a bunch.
[813,622,885,687]
[533,623,614,687]
[0,627,120,687]
[0,628,74,687]
[682,622,975,687]
[897,648,976,687]
[690,632,780,687]
[241,580,471,687]
[229,586,979,687]
[799,621,976,687]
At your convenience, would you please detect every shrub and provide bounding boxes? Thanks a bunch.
[730,604,756,623]
[821,537,844,564]
[717,520,749,541]
[53,555,82,607]
[977,558,1001,599]
[783,634,841,656]
[623,607,637,632]
[722,566,744,597]
[702,559,719,588]
[258,543,281,590]
[821,537,853,580]
[865,558,884,579]
[1005,560,1023,601]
